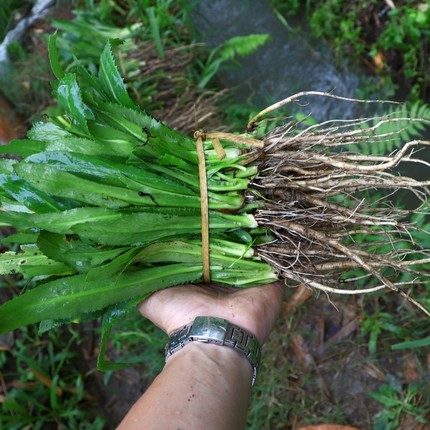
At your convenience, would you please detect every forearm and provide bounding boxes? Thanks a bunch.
[117,342,253,430]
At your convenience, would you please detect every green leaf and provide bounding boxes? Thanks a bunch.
[48,33,64,80]
[0,264,202,334]
[72,64,108,103]
[0,244,71,279]
[85,248,140,281]
[36,231,118,273]
[15,162,149,208]
[392,336,430,350]
[44,135,133,159]
[0,158,16,174]
[0,139,47,157]
[99,42,136,109]
[56,73,94,134]
[1,232,39,244]
[0,207,120,233]
[87,121,142,155]
[219,34,271,60]
[0,173,65,213]
[28,121,72,142]
[96,102,196,154]
[368,385,401,408]
[71,210,256,246]
[199,34,270,88]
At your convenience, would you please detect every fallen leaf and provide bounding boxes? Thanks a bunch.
[316,319,358,356]
[283,284,313,315]
[291,334,314,369]
[359,361,385,382]
[402,352,420,383]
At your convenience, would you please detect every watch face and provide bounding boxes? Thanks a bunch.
[189,316,227,344]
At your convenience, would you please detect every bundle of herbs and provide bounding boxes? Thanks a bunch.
[0,39,429,366]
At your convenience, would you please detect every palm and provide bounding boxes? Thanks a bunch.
[138,282,284,344]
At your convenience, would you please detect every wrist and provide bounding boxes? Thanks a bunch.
[165,341,254,386]
[165,316,261,385]
[164,313,264,345]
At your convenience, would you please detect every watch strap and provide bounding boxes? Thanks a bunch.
[165,316,261,385]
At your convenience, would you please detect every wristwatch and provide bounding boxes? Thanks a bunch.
[165,316,261,385]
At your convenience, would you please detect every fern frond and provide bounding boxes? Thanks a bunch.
[218,34,271,60]
[199,34,270,89]
[364,101,430,155]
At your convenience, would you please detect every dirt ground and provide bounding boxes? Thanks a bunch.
[255,289,430,430]
[69,289,430,429]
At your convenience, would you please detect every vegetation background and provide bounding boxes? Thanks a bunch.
[0,1,429,429]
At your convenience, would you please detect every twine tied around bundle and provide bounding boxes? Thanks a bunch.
[193,130,264,282]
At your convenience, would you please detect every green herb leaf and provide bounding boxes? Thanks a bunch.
[0,264,202,334]
[0,139,47,158]
[56,73,94,134]
[99,42,136,109]
[48,33,65,80]
[0,244,71,279]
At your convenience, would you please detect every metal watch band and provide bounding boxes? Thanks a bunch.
[165,316,261,385]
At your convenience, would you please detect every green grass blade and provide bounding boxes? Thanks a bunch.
[147,7,164,59]
[391,336,430,350]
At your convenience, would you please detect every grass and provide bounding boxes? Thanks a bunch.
[0,321,106,429]
[247,306,353,429]
[0,259,167,428]
[0,317,166,429]
[247,293,430,429]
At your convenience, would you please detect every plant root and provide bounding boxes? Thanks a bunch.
[247,94,430,315]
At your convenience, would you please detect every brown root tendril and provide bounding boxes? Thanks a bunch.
[244,92,430,316]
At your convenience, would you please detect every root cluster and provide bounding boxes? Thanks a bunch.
[247,99,430,315]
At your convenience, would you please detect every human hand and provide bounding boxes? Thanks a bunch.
[138,282,284,345]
